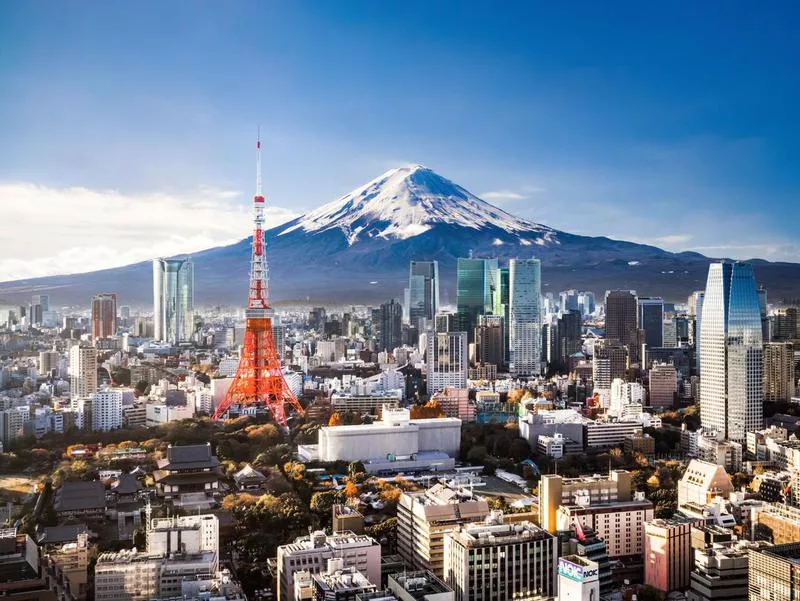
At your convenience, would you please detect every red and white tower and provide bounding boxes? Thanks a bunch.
[212,136,303,425]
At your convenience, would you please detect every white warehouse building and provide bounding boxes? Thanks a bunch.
[302,407,461,473]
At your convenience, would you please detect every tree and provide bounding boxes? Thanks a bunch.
[348,461,366,476]
[466,446,487,464]
[310,490,341,515]
[344,480,359,499]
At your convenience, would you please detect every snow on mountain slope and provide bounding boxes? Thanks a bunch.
[279,164,557,245]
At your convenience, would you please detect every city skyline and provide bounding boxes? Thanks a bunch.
[2,2,800,281]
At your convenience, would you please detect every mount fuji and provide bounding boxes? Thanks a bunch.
[2,164,800,306]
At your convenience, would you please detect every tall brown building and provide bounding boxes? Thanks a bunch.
[91,293,117,339]
[475,314,504,367]
[764,342,796,401]
[773,307,798,341]
[605,290,641,362]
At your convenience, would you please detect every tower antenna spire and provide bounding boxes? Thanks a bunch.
[256,126,262,198]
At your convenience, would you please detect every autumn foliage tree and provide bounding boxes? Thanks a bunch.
[410,399,445,419]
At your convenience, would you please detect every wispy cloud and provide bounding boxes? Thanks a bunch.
[481,185,545,203]
[0,182,298,281]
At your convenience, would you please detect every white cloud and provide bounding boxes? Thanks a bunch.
[0,182,299,281]
[481,185,545,204]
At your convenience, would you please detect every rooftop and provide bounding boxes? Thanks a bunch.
[54,481,105,512]
[450,520,553,548]
[388,570,452,599]
[157,443,220,471]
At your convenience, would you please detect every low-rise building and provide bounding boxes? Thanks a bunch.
[677,460,733,509]
[276,531,381,601]
[397,484,490,578]
[53,481,106,520]
[644,519,693,593]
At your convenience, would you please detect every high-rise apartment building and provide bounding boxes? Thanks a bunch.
[649,363,677,409]
[408,261,439,330]
[593,340,627,390]
[427,331,468,395]
[378,299,403,352]
[699,262,763,443]
[509,258,542,377]
[153,256,194,344]
[772,307,798,341]
[69,345,97,400]
[91,389,123,432]
[456,258,497,342]
[475,314,504,367]
[444,513,557,601]
[639,297,665,349]
[91,293,118,339]
[763,342,796,402]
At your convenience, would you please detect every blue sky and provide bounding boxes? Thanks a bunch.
[1,1,798,279]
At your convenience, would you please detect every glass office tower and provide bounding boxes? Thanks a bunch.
[699,261,763,443]
[509,258,542,376]
[153,256,194,344]
[456,257,498,342]
[408,260,439,330]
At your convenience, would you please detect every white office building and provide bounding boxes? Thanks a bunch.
[69,345,97,400]
[92,389,123,432]
[427,331,468,394]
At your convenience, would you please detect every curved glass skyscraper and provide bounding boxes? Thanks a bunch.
[699,261,763,443]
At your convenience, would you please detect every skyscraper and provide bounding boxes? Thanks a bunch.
[91,293,118,339]
[558,309,583,367]
[699,262,763,443]
[456,257,497,341]
[69,344,97,400]
[153,257,194,344]
[773,307,798,341]
[408,261,439,330]
[605,290,638,344]
[509,258,542,376]
[427,331,468,394]
[638,297,664,349]
[475,314,504,367]
[493,267,510,361]
[378,299,403,352]
[763,342,795,402]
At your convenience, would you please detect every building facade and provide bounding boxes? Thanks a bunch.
[153,256,194,344]
[699,261,763,443]
[91,293,118,340]
[508,258,542,377]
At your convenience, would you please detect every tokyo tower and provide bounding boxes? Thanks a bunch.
[212,136,304,425]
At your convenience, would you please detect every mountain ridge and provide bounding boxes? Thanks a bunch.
[2,164,800,306]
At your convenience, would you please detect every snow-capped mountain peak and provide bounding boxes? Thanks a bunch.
[279,164,554,245]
